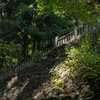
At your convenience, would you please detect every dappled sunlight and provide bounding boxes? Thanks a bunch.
[3,80,30,100]
[0,0,100,99]
[7,76,18,89]
[28,60,90,99]
[1,32,100,100]
[0,74,31,100]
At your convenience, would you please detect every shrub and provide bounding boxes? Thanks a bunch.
[65,32,100,82]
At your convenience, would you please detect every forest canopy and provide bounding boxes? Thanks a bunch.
[36,0,100,23]
[0,0,100,72]
[0,0,75,71]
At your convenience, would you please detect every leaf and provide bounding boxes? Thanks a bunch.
[53,79,57,82]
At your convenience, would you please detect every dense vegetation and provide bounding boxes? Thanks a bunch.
[65,31,100,99]
[0,0,100,71]
[0,0,75,71]
[0,0,100,99]
[47,30,100,100]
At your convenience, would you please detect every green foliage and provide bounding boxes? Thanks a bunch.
[8,86,22,93]
[34,50,41,62]
[65,32,100,82]
[0,0,75,73]
[49,66,58,75]
[81,91,94,100]
[36,0,100,23]
[19,3,34,23]
[0,40,22,72]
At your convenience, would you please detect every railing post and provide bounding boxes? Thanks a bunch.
[74,27,77,38]
[78,19,83,28]
[55,36,58,47]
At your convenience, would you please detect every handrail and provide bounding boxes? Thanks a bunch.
[55,21,100,47]
[58,31,74,41]
[0,21,100,80]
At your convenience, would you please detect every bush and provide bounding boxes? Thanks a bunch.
[34,50,41,62]
[65,32,100,86]
[65,32,100,99]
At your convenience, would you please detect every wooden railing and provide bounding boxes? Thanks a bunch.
[55,21,100,47]
[0,21,100,80]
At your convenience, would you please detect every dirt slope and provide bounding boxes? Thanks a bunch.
[0,43,90,100]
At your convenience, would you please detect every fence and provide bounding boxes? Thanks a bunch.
[55,21,100,47]
[0,47,52,80]
[0,21,100,80]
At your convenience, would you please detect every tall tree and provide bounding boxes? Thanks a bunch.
[36,0,100,24]
[0,0,75,65]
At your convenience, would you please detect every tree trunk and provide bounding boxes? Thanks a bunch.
[37,39,41,50]
[0,53,5,70]
[32,38,36,54]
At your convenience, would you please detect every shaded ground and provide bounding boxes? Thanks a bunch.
[0,40,100,100]
[0,44,68,100]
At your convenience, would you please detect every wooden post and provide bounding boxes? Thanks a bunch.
[78,19,83,28]
[55,36,58,47]
[74,27,77,38]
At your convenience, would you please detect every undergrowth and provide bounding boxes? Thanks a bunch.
[65,31,100,100]
[49,31,100,100]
